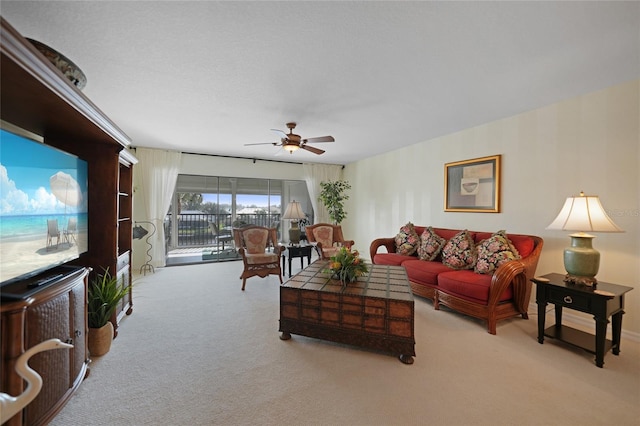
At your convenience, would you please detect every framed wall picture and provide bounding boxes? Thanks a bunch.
[444,155,501,213]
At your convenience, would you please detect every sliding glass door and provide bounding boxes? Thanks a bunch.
[166,175,312,264]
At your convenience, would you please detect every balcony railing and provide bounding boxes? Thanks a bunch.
[166,213,281,248]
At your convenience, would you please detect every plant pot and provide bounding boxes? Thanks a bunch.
[88,322,114,357]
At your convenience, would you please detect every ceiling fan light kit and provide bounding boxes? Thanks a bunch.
[245,122,334,156]
[283,142,300,154]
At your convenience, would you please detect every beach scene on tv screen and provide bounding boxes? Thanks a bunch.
[0,129,88,284]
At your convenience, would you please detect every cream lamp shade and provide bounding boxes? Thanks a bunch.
[282,200,306,244]
[546,192,623,285]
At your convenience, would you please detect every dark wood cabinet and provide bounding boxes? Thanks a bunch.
[1,267,90,426]
[113,152,137,334]
[1,16,136,423]
[0,17,137,329]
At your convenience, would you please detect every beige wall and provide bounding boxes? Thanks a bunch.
[343,80,640,337]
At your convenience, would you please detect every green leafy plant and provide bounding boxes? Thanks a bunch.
[318,180,351,224]
[325,246,369,284]
[88,268,131,329]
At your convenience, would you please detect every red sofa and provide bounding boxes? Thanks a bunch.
[370,227,543,334]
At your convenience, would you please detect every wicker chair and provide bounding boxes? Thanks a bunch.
[233,225,285,290]
[305,223,354,260]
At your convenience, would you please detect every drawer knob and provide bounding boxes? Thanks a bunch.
[563,295,573,304]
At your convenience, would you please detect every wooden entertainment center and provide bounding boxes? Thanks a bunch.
[0,17,136,425]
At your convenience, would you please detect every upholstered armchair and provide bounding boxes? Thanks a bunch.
[233,225,285,290]
[305,223,354,260]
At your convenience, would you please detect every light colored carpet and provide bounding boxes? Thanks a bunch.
[51,260,640,425]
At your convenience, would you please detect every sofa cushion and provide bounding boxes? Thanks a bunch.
[441,230,477,270]
[322,247,340,259]
[438,270,513,304]
[417,226,446,261]
[373,253,415,266]
[474,230,522,274]
[434,228,467,241]
[475,232,534,258]
[394,222,420,256]
[402,259,451,286]
[245,252,279,265]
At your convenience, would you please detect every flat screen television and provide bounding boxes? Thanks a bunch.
[0,123,89,286]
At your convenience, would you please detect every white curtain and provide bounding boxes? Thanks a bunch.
[302,163,343,224]
[135,147,182,267]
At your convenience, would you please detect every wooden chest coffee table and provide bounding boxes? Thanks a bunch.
[279,260,416,364]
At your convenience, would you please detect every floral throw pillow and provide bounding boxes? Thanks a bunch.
[474,230,522,274]
[441,230,477,270]
[394,222,420,256]
[417,227,446,261]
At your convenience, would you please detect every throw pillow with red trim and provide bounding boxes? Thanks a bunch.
[474,230,521,274]
[441,230,477,270]
[394,222,420,256]
[417,226,446,261]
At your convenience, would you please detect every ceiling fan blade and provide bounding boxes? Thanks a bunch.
[301,144,325,155]
[271,129,288,139]
[244,142,279,146]
[302,135,334,143]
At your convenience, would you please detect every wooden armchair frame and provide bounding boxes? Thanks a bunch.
[233,225,285,290]
[305,223,354,260]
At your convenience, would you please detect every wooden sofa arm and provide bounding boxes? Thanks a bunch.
[487,260,528,312]
[369,237,395,261]
[506,236,544,312]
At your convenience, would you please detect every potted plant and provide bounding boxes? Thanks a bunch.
[325,246,369,285]
[318,180,351,225]
[87,268,130,357]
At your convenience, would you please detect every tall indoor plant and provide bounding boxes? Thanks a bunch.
[87,268,130,356]
[318,180,351,225]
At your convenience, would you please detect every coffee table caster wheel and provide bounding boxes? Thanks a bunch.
[280,331,291,340]
[399,354,414,364]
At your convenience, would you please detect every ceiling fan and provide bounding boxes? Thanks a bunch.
[245,122,334,155]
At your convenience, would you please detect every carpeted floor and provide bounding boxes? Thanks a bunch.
[50,260,640,425]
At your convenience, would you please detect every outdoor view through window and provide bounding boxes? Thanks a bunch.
[164,175,311,265]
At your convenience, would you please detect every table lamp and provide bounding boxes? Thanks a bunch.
[546,192,623,285]
[282,200,305,245]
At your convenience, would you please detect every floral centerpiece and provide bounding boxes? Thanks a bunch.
[325,246,369,284]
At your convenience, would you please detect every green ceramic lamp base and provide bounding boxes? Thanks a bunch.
[563,233,600,286]
[288,223,301,245]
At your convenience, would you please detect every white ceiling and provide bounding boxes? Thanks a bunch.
[2,1,638,165]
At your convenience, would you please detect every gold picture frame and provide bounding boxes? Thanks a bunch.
[444,155,501,213]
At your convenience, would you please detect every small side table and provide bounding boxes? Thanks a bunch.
[282,244,314,277]
[534,273,633,368]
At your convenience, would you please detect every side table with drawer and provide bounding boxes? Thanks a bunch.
[281,244,314,278]
[534,273,633,368]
